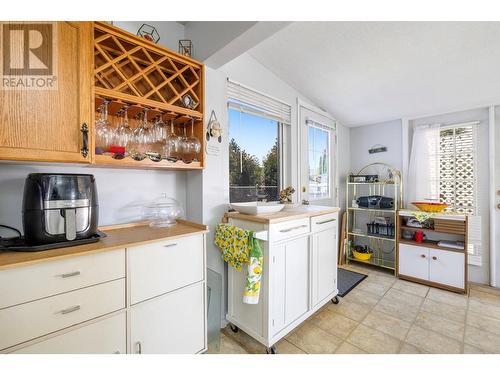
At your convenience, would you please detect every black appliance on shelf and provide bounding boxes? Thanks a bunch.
[356,195,394,210]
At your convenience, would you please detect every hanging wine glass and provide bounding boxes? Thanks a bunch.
[95,100,112,154]
[163,119,181,162]
[134,108,153,154]
[114,104,133,150]
[183,118,202,163]
[153,113,168,142]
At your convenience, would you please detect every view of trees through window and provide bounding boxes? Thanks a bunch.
[229,108,280,202]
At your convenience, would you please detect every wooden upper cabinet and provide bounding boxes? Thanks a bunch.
[0,22,93,163]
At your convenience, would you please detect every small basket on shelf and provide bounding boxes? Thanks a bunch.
[352,245,373,261]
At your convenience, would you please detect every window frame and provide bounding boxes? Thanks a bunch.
[306,121,332,202]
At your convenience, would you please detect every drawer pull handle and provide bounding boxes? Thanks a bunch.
[60,271,81,278]
[420,254,426,258]
[432,256,438,260]
[136,341,142,354]
[316,218,336,225]
[280,224,308,233]
[163,243,177,248]
[58,305,81,315]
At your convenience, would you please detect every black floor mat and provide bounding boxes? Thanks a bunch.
[338,268,367,297]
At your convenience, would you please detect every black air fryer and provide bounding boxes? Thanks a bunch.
[22,173,99,245]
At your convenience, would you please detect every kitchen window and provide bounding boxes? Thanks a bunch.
[308,123,331,200]
[227,80,291,203]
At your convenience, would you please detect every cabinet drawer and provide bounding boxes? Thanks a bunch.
[311,212,338,233]
[398,243,429,280]
[0,278,125,350]
[128,234,204,304]
[10,312,126,354]
[270,218,310,242]
[0,249,125,309]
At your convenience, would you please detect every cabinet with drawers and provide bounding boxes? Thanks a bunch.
[0,222,208,354]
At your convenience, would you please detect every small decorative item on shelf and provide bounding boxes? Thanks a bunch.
[137,24,160,43]
[349,174,379,183]
[352,245,373,261]
[181,94,197,109]
[178,40,193,57]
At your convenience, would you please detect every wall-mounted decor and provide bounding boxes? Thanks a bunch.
[179,40,193,57]
[137,24,160,43]
[368,144,387,154]
[206,110,222,143]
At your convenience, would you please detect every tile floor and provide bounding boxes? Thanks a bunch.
[208,263,500,354]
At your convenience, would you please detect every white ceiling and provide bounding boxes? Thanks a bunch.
[249,22,500,126]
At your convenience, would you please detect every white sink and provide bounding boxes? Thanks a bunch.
[231,201,285,215]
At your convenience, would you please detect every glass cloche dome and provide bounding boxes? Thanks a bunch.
[142,193,183,228]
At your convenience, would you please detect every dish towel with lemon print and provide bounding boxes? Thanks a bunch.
[215,224,263,304]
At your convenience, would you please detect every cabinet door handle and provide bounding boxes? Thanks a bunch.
[432,256,437,260]
[280,224,308,233]
[59,271,81,278]
[58,305,81,315]
[80,123,89,158]
[136,341,142,354]
[316,218,336,225]
[420,254,426,258]
[163,243,177,248]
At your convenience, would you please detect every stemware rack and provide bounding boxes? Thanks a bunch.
[92,22,205,170]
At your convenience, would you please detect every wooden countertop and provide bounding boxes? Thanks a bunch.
[226,205,340,224]
[0,220,208,270]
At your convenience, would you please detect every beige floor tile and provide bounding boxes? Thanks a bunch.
[346,324,401,354]
[399,342,427,354]
[286,321,343,354]
[362,309,412,340]
[343,288,381,307]
[427,287,468,308]
[469,284,500,297]
[356,279,392,297]
[335,341,367,354]
[327,298,372,322]
[468,299,500,320]
[463,344,488,354]
[222,326,266,354]
[308,308,358,339]
[466,311,500,336]
[464,325,500,353]
[275,339,306,354]
[405,325,462,354]
[469,289,500,307]
[208,334,249,354]
[392,279,429,298]
[414,310,465,341]
[373,289,423,322]
[420,298,466,323]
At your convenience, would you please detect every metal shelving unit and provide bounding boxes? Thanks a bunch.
[345,163,403,274]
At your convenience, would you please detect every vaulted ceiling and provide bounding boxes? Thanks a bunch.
[248,22,500,126]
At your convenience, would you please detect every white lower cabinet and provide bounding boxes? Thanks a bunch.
[398,243,465,291]
[130,282,205,354]
[271,236,310,334]
[429,249,465,289]
[11,312,126,354]
[311,225,338,306]
[398,243,429,280]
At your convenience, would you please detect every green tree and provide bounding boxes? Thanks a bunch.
[262,139,279,187]
[229,138,262,186]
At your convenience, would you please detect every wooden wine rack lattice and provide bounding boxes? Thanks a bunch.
[94,22,203,118]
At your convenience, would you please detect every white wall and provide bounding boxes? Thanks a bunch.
[113,21,185,52]
[349,119,402,174]
[0,163,187,232]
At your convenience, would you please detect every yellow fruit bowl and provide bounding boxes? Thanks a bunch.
[352,250,372,261]
[412,201,449,213]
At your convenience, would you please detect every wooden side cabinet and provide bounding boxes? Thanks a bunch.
[0,21,93,163]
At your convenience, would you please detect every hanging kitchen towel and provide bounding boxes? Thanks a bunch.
[243,232,263,305]
[214,223,251,271]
